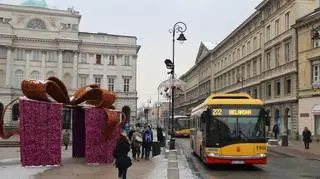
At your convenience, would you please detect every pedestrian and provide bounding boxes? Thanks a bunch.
[131,128,142,161]
[272,124,279,139]
[302,127,312,149]
[63,129,70,150]
[113,131,132,179]
[142,126,153,160]
[157,127,164,146]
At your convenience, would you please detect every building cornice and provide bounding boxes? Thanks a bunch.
[81,41,140,49]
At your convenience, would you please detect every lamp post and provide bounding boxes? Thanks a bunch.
[165,22,187,150]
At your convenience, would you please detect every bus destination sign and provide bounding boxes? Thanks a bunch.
[212,108,260,116]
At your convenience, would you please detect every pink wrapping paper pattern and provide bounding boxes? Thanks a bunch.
[85,107,121,164]
[19,98,63,166]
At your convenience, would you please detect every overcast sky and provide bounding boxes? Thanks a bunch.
[2,0,262,108]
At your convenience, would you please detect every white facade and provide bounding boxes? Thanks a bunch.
[0,3,140,124]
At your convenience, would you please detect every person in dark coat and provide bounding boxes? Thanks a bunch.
[302,127,312,149]
[113,131,132,179]
[272,124,279,139]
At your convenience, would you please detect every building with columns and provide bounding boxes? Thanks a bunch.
[0,1,140,125]
[175,0,320,138]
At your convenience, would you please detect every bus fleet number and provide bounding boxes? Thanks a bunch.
[212,109,222,116]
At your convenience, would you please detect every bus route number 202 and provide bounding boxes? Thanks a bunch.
[212,109,222,116]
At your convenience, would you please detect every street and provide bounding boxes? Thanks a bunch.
[176,138,320,179]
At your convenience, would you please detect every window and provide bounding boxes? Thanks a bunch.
[32,50,41,61]
[266,52,271,70]
[46,71,55,78]
[0,47,7,59]
[275,19,280,36]
[94,75,103,87]
[253,37,257,50]
[242,45,246,57]
[253,60,257,76]
[109,55,115,65]
[108,77,115,91]
[232,51,235,61]
[247,63,251,78]
[124,78,130,92]
[237,48,240,59]
[228,73,231,85]
[47,51,56,62]
[253,88,258,99]
[96,54,101,64]
[63,52,73,63]
[63,73,72,89]
[275,47,280,67]
[79,53,87,64]
[14,49,25,60]
[241,66,245,80]
[79,74,88,87]
[232,70,235,83]
[266,25,271,41]
[313,63,320,83]
[275,81,281,96]
[314,30,320,48]
[285,41,291,62]
[27,19,46,30]
[15,70,24,88]
[30,71,40,80]
[286,79,291,94]
[285,12,290,30]
[267,84,272,97]
[259,33,263,48]
[124,56,130,66]
[0,70,5,86]
[247,41,251,54]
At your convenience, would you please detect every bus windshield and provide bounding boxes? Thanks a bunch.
[206,115,265,147]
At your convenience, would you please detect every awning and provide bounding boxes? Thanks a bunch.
[312,104,320,115]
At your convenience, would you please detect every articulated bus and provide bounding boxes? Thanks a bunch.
[190,93,270,165]
[165,115,191,137]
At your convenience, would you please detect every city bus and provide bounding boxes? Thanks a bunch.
[190,93,269,165]
[165,115,191,137]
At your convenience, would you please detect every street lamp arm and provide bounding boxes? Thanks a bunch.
[172,22,187,34]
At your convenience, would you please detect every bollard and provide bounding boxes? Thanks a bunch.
[169,138,176,150]
[281,134,288,146]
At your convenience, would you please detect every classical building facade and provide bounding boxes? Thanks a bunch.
[294,7,320,137]
[0,2,140,125]
[175,0,319,138]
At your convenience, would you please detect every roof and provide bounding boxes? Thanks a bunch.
[191,93,264,113]
[293,8,320,28]
[22,0,48,8]
[202,41,216,51]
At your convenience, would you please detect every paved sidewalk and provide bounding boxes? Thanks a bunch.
[0,146,168,179]
[269,139,320,159]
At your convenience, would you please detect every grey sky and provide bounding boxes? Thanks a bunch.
[2,0,261,108]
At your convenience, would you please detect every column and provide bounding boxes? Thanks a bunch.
[89,53,94,84]
[72,52,78,89]
[5,47,12,87]
[58,50,63,79]
[41,51,46,80]
[25,50,31,80]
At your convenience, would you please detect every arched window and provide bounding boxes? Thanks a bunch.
[63,73,72,89]
[15,70,24,88]
[0,70,5,87]
[30,71,40,80]
[27,19,46,30]
[12,103,19,121]
[46,71,55,78]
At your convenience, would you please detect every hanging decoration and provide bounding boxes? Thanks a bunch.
[158,78,187,100]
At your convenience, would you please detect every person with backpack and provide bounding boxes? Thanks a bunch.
[142,126,153,160]
[131,128,142,161]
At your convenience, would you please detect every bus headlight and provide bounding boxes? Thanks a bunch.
[258,153,266,157]
[207,153,220,157]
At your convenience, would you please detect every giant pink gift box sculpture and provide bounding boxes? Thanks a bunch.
[19,98,63,166]
[85,107,122,164]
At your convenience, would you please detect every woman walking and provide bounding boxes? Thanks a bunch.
[114,131,132,179]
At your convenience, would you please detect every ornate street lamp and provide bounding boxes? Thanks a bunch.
[165,22,187,149]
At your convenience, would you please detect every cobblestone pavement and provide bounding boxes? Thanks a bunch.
[176,138,320,179]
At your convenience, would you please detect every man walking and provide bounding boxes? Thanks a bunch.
[303,127,312,149]
[63,129,70,150]
[142,126,153,160]
[272,124,279,139]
